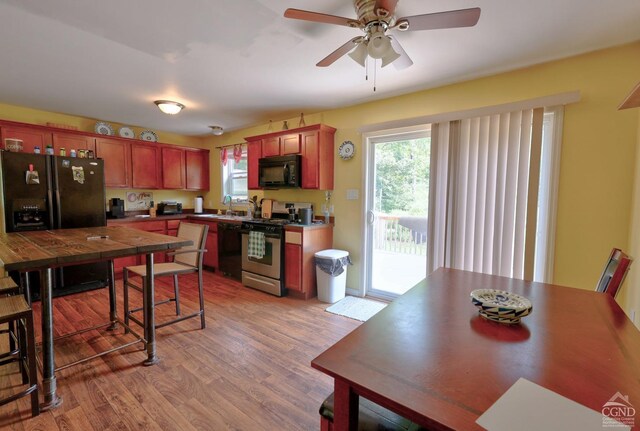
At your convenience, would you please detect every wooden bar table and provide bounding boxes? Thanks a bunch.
[312,268,640,431]
[0,226,191,410]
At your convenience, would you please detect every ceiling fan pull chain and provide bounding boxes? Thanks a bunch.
[374,59,377,92]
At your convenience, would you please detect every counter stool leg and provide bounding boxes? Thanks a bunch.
[143,253,159,366]
[25,313,39,417]
[123,268,130,333]
[107,260,118,331]
[173,274,181,316]
[198,269,205,329]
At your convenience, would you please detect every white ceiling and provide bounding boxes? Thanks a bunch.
[0,0,639,136]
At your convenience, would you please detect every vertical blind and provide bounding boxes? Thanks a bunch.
[427,108,544,280]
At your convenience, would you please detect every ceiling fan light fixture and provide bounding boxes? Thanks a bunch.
[154,100,185,115]
[381,47,401,67]
[209,126,224,136]
[367,31,393,59]
[348,42,368,67]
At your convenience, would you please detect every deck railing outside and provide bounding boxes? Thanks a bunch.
[373,214,427,256]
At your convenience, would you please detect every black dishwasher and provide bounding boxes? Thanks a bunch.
[217,223,242,280]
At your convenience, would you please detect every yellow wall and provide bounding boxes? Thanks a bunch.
[210,42,640,320]
[0,102,211,209]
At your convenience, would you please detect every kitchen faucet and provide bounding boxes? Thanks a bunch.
[223,194,234,215]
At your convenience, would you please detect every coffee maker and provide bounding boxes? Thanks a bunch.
[108,198,125,218]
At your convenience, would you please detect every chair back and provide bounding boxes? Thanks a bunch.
[174,222,208,268]
[595,248,633,298]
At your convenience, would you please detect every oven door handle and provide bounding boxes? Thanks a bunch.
[240,230,281,239]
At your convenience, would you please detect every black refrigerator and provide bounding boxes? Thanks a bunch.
[0,150,109,299]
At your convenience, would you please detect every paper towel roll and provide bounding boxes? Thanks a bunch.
[194,196,203,214]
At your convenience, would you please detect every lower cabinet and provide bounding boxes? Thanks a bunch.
[284,225,333,299]
[188,219,219,270]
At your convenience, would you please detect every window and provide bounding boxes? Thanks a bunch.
[221,145,248,200]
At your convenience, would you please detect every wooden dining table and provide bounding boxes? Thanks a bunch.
[0,225,191,410]
[312,268,640,431]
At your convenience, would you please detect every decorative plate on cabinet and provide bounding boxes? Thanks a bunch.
[338,140,355,160]
[118,126,135,138]
[94,121,115,136]
[139,130,158,142]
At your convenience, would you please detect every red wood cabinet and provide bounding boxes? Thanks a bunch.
[284,225,333,299]
[96,137,131,188]
[52,132,95,155]
[262,137,280,157]
[161,146,186,189]
[131,142,162,189]
[1,125,51,153]
[247,140,262,190]
[188,220,218,270]
[284,243,302,292]
[245,124,335,191]
[281,133,301,155]
[185,149,210,191]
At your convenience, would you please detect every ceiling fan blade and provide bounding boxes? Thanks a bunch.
[316,37,362,67]
[389,37,413,70]
[284,8,359,28]
[397,7,481,31]
[374,0,399,17]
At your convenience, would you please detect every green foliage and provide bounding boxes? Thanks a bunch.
[374,138,430,215]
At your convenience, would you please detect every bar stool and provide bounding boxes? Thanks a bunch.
[0,276,20,359]
[0,295,39,417]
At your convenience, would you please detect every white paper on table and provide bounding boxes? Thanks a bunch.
[476,378,631,431]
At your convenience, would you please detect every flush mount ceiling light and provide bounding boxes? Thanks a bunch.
[154,100,185,115]
[209,126,224,136]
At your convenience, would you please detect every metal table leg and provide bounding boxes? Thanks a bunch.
[40,268,62,410]
[107,260,118,331]
[143,253,158,365]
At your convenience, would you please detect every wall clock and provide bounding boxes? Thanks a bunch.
[339,141,355,160]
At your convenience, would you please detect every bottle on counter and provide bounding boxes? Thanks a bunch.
[149,201,157,217]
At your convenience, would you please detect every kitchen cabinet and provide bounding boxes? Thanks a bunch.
[161,146,186,189]
[185,148,210,191]
[52,132,96,155]
[245,124,335,190]
[188,219,219,270]
[1,124,51,153]
[284,225,333,299]
[247,140,262,189]
[131,142,162,189]
[96,137,131,188]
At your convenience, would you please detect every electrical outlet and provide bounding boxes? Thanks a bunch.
[346,189,359,200]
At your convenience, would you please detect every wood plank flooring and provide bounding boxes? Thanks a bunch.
[0,272,360,430]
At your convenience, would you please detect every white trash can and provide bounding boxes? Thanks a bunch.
[315,249,350,303]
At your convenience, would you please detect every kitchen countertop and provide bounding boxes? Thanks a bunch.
[107,214,332,228]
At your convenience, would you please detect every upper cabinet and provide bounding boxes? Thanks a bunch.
[96,137,131,188]
[161,146,186,189]
[1,124,51,153]
[245,124,335,190]
[0,119,210,191]
[185,148,210,191]
[131,141,162,189]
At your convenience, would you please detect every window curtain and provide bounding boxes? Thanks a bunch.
[427,108,544,280]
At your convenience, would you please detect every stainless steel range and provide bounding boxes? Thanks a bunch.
[241,219,288,296]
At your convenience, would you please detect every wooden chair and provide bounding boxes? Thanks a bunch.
[595,248,633,299]
[123,222,208,330]
[0,295,39,417]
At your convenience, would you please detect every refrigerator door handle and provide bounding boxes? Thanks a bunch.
[54,189,62,229]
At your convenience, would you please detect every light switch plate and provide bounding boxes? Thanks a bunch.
[346,189,359,200]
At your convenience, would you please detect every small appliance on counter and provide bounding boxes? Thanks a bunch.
[157,201,183,215]
[108,198,125,219]
[298,208,313,225]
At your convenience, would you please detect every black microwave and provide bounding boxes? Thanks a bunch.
[258,155,301,188]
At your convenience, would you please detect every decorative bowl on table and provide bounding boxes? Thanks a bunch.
[470,289,532,324]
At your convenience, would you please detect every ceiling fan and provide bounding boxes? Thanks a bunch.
[284,0,481,70]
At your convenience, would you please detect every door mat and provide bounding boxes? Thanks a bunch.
[325,296,387,322]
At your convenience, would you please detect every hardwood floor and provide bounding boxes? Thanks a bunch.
[0,272,360,430]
